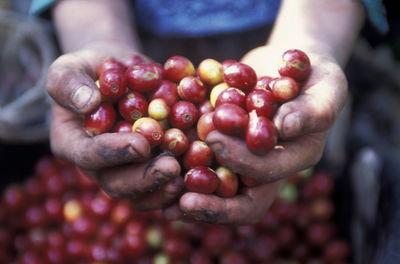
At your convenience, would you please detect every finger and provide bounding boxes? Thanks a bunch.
[51,105,151,170]
[96,154,181,200]
[273,59,347,139]
[132,176,184,211]
[163,197,197,223]
[46,50,103,114]
[178,180,284,225]
[206,131,325,183]
[163,203,184,221]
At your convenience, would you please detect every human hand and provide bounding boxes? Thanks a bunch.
[47,48,183,210]
[164,45,347,224]
[209,45,347,182]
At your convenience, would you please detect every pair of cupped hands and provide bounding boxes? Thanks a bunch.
[46,44,347,225]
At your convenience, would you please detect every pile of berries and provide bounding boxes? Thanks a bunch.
[84,50,311,197]
[0,157,350,263]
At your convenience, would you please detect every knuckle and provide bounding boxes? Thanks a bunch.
[47,55,71,87]
[100,176,134,199]
[164,181,183,198]
[310,99,336,132]
[318,107,336,129]
[46,63,73,103]
[70,149,91,170]
[221,151,245,171]
[66,137,99,170]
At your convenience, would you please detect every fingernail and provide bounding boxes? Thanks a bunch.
[72,85,93,109]
[127,144,142,160]
[283,112,302,137]
[128,138,149,162]
[165,177,183,194]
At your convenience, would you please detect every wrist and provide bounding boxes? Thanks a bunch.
[53,0,141,54]
[266,0,365,67]
[266,38,338,64]
[81,40,142,60]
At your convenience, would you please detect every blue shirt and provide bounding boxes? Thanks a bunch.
[29,0,388,36]
[133,0,280,36]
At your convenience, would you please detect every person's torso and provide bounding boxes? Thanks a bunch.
[134,0,280,37]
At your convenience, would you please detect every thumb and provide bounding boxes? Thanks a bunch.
[96,154,181,199]
[46,51,103,114]
[274,62,347,139]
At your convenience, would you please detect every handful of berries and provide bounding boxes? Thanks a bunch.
[84,49,311,197]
